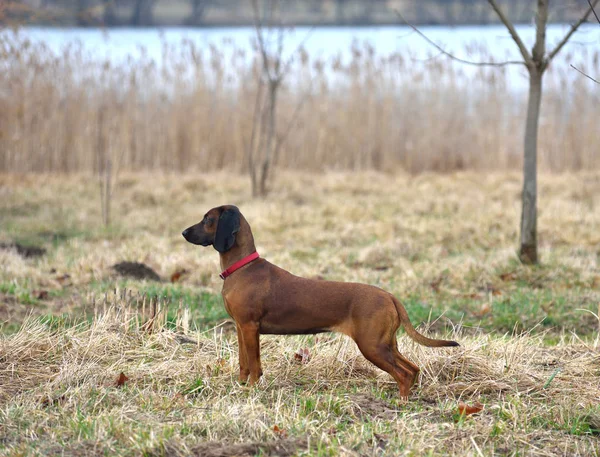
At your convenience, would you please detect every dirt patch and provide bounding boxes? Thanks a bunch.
[112,261,162,281]
[0,242,46,258]
[161,438,308,457]
[39,440,106,457]
[0,293,43,323]
[350,393,399,419]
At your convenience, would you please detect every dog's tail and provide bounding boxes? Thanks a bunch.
[392,297,459,348]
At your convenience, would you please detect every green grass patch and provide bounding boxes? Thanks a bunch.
[138,284,228,331]
[0,280,40,305]
[401,285,599,338]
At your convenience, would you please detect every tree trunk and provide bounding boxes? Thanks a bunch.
[259,83,277,197]
[519,67,543,264]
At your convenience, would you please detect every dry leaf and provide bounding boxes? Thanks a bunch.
[272,425,287,438]
[170,269,188,283]
[457,401,483,416]
[115,372,129,387]
[294,348,310,364]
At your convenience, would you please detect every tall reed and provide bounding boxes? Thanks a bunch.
[1,31,598,174]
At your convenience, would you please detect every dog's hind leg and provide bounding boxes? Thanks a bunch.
[389,334,420,389]
[351,308,420,398]
[356,342,415,397]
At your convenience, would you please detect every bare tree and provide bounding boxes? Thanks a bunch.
[246,0,313,197]
[398,1,599,265]
[488,0,599,264]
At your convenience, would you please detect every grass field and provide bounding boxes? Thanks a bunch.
[1,171,599,456]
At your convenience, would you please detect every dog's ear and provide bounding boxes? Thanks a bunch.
[214,207,241,253]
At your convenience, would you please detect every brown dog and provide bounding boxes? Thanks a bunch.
[182,205,458,397]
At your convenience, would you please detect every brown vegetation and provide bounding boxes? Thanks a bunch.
[1,32,599,176]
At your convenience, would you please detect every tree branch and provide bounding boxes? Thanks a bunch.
[395,9,524,67]
[546,0,600,63]
[532,0,548,64]
[273,78,315,167]
[487,0,534,66]
[251,0,275,82]
[589,0,600,24]
[280,25,316,76]
[570,64,600,83]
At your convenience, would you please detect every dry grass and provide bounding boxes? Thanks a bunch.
[1,170,599,294]
[1,31,599,175]
[1,170,600,455]
[1,306,599,456]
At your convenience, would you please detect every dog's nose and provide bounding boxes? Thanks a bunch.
[182,229,190,238]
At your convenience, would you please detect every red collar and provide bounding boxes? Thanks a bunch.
[219,252,260,280]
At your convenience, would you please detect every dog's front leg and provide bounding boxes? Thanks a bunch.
[239,321,262,385]
[235,323,250,383]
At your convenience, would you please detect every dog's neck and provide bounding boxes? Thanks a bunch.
[219,216,257,271]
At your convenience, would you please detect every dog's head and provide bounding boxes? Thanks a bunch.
[182,205,241,253]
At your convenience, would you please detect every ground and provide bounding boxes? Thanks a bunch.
[1,171,599,456]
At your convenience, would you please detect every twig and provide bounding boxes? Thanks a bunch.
[246,74,265,187]
[589,0,600,24]
[486,0,533,65]
[273,78,315,166]
[253,0,276,83]
[546,0,600,63]
[395,9,524,67]
[570,64,600,83]
[280,26,317,76]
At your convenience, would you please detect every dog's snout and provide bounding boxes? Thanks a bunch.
[182,228,190,238]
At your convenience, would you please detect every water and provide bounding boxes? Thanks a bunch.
[8,24,600,89]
